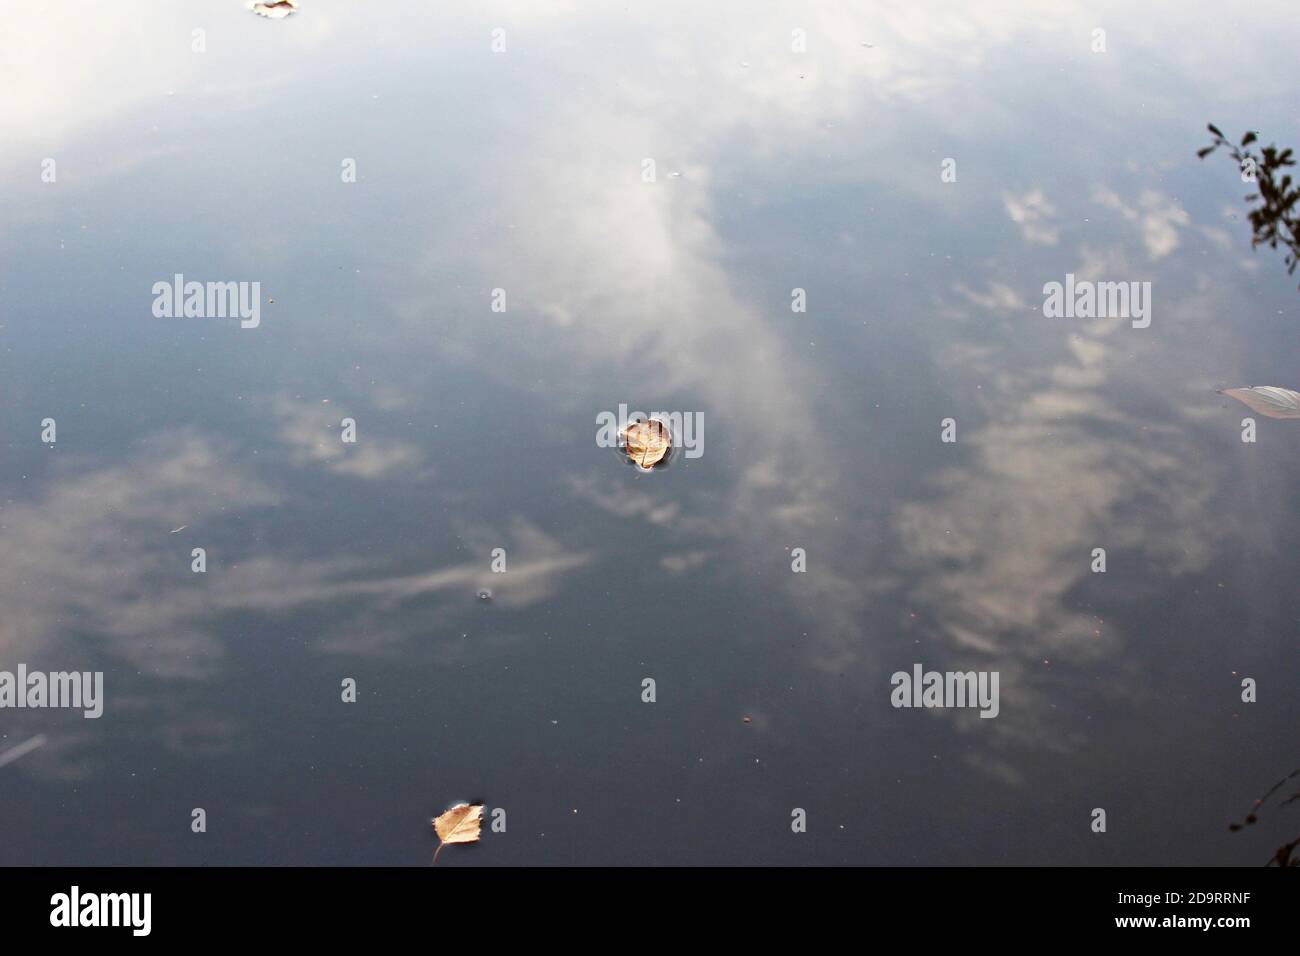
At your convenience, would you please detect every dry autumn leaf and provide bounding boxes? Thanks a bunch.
[1219,386,1300,420]
[431,803,483,865]
[618,417,672,470]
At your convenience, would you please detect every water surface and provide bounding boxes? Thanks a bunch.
[1,0,1297,865]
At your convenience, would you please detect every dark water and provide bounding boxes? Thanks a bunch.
[1,2,1297,866]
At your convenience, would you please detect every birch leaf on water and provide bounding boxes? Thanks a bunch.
[619,418,672,470]
[431,803,483,865]
[1219,386,1300,420]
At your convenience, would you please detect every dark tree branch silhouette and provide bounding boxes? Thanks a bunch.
[1228,766,1300,866]
[1199,124,1300,288]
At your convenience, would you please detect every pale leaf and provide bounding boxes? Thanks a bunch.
[1219,386,1300,420]
[249,0,298,19]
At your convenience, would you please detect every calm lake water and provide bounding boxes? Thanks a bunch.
[1,1,1297,866]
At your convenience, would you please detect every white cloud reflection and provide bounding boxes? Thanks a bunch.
[0,435,590,775]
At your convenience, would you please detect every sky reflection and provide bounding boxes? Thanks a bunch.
[1,0,1297,865]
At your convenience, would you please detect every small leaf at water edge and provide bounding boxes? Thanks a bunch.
[432,803,483,865]
[1218,386,1300,420]
[249,0,298,19]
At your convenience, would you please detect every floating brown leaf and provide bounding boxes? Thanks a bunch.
[1219,386,1300,420]
[618,418,672,470]
[431,803,483,865]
